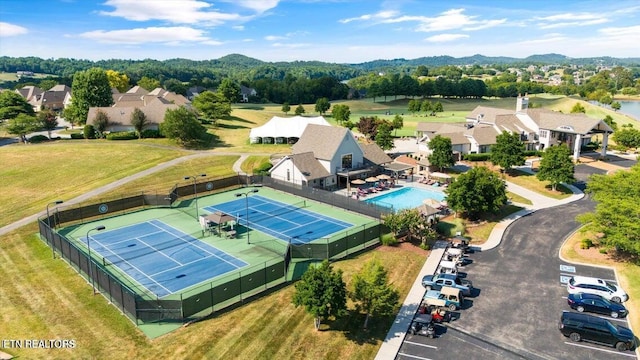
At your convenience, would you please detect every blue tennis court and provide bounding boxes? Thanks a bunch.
[82,220,247,298]
[204,195,353,244]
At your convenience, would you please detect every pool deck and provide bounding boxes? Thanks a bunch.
[335,177,446,200]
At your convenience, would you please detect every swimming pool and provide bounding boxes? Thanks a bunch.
[363,186,445,211]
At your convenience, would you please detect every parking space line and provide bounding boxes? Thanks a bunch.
[403,341,438,349]
[397,353,433,360]
[560,265,576,273]
[564,342,637,358]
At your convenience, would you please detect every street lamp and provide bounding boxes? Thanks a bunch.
[184,174,207,220]
[236,189,259,244]
[47,200,63,259]
[86,225,106,295]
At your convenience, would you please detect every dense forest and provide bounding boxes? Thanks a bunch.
[1,54,639,105]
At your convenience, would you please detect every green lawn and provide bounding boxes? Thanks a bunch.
[505,169,573,200]
[0,142,187,227]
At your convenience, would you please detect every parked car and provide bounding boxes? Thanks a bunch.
[566,276,628,303]
[423,286,464,311]
[409,314,435,338]
[436,260,458,276]
[567,293,628,318]
[558,311,635,351]
[421,273,473,296]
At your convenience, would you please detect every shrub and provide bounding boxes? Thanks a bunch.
[106,132,137,140]
[380,233,398,246]
[140,129,164,138]
[254,162,273,175]
[419,243,430,251]
[28,134,49,143]
[462,153,491,161]
[70,133,85,139]
[599,248,608,254]
[580,239,593,249]
[523,150,542,157]
[83,124,96,139]
[581,142,599,152]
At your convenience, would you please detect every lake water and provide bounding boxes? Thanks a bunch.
[619,101,640,121]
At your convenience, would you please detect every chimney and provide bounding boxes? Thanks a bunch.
[516,94,529,113]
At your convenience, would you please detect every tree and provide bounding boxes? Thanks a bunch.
[37,109,58,139]
[295,104,305,115]
[137,76,161,91]
[350,258,400,329]
[392,114,403,136]
[407,99,421,114]
[6,113,40,143]
[603,115,617,131]
[331,104,350,124]
[375,121,394,150]
[163,78,187,96]
[93,109,110,138]
[357,116,379,139]
[106,70,130,93]
[217,78,241,103]
[570,103,586,113]
[281,102,291,114]
[66,67,113,125]
[428,135,454,171]
[292,260,347,330]
[192,91,231,124]
[613,127,640,149]
[536,145,575,191]
[577,164,640,257]
[445,166,507,219]
[611,101,621,111]
[0,90,34,120]
[130,108,148,139]
[315,97,330,115]
[160,106,208,146]
[490,131,526,173]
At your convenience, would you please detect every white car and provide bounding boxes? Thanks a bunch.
[567,276,628,303]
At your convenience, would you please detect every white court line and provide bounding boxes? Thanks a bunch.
[150,253,218,277]
[103,230,165,247]
[564,342,636,358]
[403,341,438,349]
[86,235,173,295]
[251,196,352,228]
[147,220,245,269]
[397,353,433,360]
[135,236,183,266]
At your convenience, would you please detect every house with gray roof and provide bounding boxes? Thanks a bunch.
[416,95,613,160]
[15,85,71,112]
[269,124,391,189]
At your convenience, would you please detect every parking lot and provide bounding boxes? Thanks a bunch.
[397,196,637,360]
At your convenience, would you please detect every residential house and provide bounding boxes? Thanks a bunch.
[417,95,613,161]
[15,85,71,112]
[269,125,391,189]
[87,87,190,132]
[240,85,257,102]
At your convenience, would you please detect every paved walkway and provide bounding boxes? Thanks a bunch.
[375,174,584,359]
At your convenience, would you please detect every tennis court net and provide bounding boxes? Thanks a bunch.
[238,200,306,224]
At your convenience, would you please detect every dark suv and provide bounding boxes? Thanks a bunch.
[558,311,635,351]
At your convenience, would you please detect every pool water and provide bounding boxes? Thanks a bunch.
[363,186,445,211]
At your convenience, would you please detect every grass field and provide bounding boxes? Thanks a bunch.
[0,142,187,228]
[0,225,425,360]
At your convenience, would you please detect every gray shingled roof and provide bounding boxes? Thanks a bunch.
[292,124,350,160]
[526,108,613,134]
[467,106,513,122]
[360,143,392,165]
[468,125,499,145]
[290,152,331,180]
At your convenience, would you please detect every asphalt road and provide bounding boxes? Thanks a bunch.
[397,165,638,360]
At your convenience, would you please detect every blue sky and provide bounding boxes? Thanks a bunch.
[1,0,639,63]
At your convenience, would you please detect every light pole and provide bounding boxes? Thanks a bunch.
[86,225,106,295]
[46,200,63,258]
[184,174,207,220]
[236,189,259,244]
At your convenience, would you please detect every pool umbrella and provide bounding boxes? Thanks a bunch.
[423,198,441,208]
[365,177,378,183]
[351,179,366,185]
[376,174,391,180]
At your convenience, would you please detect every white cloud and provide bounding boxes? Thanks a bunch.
[232,25,245,31]
[271,42,310,48]
[230,0,280,13]
[425,33,469,42]
[535,12,609,29]
[516,33,569,45]
[99,0,242,25]
[598,24,640,37]
[265,35,286,41]
[79,26,210,44]
[0,22,28,37]
[339,10,398,24]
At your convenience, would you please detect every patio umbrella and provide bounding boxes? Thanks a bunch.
[351,179,366,185]
[423,198,441,208]
[376,174,391,180]
[365,177,378,183]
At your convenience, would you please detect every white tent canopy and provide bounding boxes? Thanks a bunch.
[250,116,330,144]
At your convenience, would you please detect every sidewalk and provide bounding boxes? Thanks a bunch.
[375,178,584,359]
